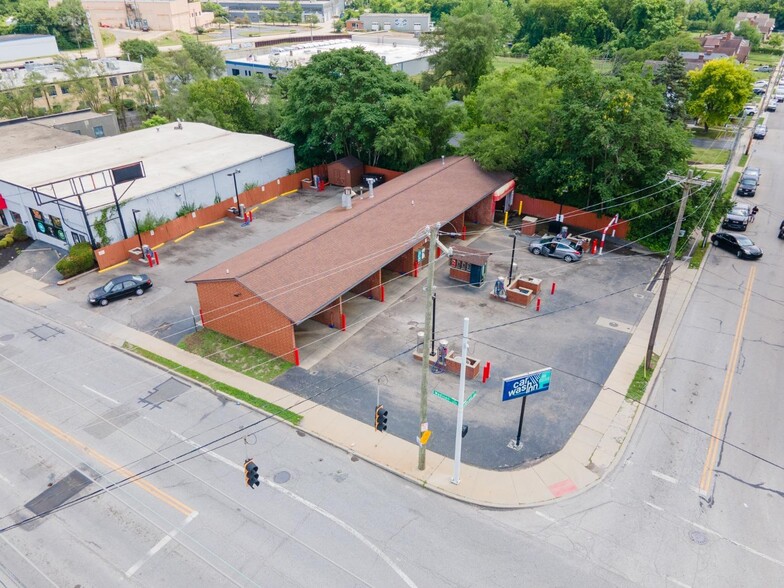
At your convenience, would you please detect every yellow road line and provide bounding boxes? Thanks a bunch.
[198,220,224,229]
[249,206,258,213]
[151,243,165,250]
[280,189,297,197]
[262,196,278,205]
[0,395,194,516]
[173,231,194,243]
[699,266,756,495]
[98,260,129,273]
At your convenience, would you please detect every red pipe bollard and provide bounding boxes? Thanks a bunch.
[551,282,556,295]
[199,308,205,325]
[436,248,441,259]
[591,239,598,255]
[380,285,385,302]
[293,348,300,366]
[249,210,253,222]
[482,361,491,383]
[341,313,347,331]
[462,226,467,241]
[147,254,154,268]
[243,212,249,223]
[536,298,541,311]
[414,261,419,278]
[153,251,160,266]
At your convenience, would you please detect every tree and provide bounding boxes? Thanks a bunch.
[180,35,225,78]
[686,58,754,131]
[654,50,689,122]
[202,1,229,20]
[624,0,682,49]
[736,21,762,50]
[276,47,419,165]
[420,12,499,98]
[170,77,260,132]
[119,39,159,62]
[52,0,92,51]
[142,114,168,128]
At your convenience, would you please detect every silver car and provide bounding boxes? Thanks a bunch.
[528,238,583,262]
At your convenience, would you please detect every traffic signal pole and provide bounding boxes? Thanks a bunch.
[451,317,469,485]
[418,224,440,471]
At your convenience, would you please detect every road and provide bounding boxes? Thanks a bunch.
[0,301,624,586]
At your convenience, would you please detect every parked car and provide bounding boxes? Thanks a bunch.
[88,274,153,306]
[743,104,759,116]
[528,238,583,262]
[722,203,752,231]
[766,99,778,112]
[755,65,773,72]
[742,167,761,183]
[736,176,758,197]
[753,87,766,95]
[754,80,769,87]
[711,233,763,259]
[753,124,768,139]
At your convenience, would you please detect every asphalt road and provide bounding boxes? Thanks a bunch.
[0,300,628,586]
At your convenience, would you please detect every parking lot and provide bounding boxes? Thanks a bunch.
[12,194,662,469]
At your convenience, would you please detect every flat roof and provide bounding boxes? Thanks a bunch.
[0,34,54,42]
[227,38,430,70]
[29,109,113,127]
[0,58,142,89]
[0,122,294,209]
[188,156,513,324]
[0,121,92,161]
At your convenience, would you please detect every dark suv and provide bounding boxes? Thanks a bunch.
[736,176,757,197]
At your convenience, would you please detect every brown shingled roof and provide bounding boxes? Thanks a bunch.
[451,245,491,266]
[188,156,513,324]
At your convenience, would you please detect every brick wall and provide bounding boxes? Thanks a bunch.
[196,281,298,363]
[350,270,383,300]
[465,195,494,225]
[512,194,629,238]
[312,298,343,328]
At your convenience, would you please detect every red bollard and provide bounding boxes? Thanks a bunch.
[147,254,154,268]
[591,239,598,255]
[462,226,467,241]
[380,285,385,302]
[153,251,160,266]
[536,298,541,311]
[436,248,441,259]
[340,313,347,331]
[482,361,491,383]
[293,348,300,366]
[551,282,556,295]
[249,210,253,222]
[243,212,249,223]
[414,261,419,278]
[199,308,205,325]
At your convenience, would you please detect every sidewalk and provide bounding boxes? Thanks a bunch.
[0,259,700,507]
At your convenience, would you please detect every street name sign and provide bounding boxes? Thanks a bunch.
[502,368,552,402]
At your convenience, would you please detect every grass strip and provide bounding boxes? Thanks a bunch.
[689,241,709,269]
[689,147,730,165]
[627,354,659,402]
[123,342,302,425]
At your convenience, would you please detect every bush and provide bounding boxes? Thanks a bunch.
[12,223,28,241]
[0,235,14,248]
[175,202,201,217]
[55,242,96,278]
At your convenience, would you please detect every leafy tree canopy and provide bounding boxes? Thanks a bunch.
[686,57,754,130]
[119,39,159,62]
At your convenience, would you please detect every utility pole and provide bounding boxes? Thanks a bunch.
[418,223,440,471]
[645,170,712,370]
[451,316,469,484]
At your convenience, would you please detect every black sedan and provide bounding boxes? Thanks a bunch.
[88,274,153,306]
[711,233,763,259]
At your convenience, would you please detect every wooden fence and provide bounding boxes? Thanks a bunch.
[512,194,629,238]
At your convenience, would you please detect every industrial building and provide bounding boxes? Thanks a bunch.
[81,0,214,32]
[220,0,344,23]
[187,156,514,364]
[0,122,294,248]
[0,34,59,63]
[345,13,432,34]
[226,36,431,78]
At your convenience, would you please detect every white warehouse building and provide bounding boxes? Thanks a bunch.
[0,122,295,249]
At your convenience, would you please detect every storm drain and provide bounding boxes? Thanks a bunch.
[139,377,190,409]
[27,324,64,342]
[25,469,93,516]
[596,317,634,334]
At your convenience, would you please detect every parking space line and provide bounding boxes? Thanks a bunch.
[651,470,678,484]
[82,385,120,405]
[198,220,224,229]
[98,261,129,273]
[151,243,165,250]
[174,231,194,243]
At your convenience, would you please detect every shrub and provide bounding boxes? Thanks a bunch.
[136,211,169,233]
[55,242,97,278]
[175,202,201,217]
[0,235,14,248]
[12,223,28,241]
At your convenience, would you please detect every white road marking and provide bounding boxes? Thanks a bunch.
[644,501,664,511]
[125,511,199,578]
[82,385,120,405]
[170,430,418,588]
[535,511,558,523]
[674,515,784,568]
[651,470,678,484]
[666,576,692,588]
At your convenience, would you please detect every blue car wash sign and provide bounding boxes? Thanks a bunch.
[502,368,552,402]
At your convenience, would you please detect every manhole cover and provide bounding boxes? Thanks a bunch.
[609,321,619,327]
[689,530,708,545]
[309,370,319,376]
[296,430,306,437]
[633,293,644,299]
[273,471,290,484]
[351,455,359,462]
[0,334,13,342]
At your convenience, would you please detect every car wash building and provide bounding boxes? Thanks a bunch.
[187,156,514,364]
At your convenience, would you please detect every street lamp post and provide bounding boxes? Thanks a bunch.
[507,232,518,285]
[227,169,241,216]
[132,209,144,251]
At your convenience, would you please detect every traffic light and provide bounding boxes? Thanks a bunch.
[374,405,388,432]
[244,459,260,488]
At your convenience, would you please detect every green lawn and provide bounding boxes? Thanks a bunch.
[627,354,659,402]
[689,147,730,165]
[691,127,730,140]
[747,51,782,65]
[738,153,749,167]
[689,241,709,269]
[178,329,292,382]
[100,31,116,46]
[493,56,525,71]
[154,31,193,46]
